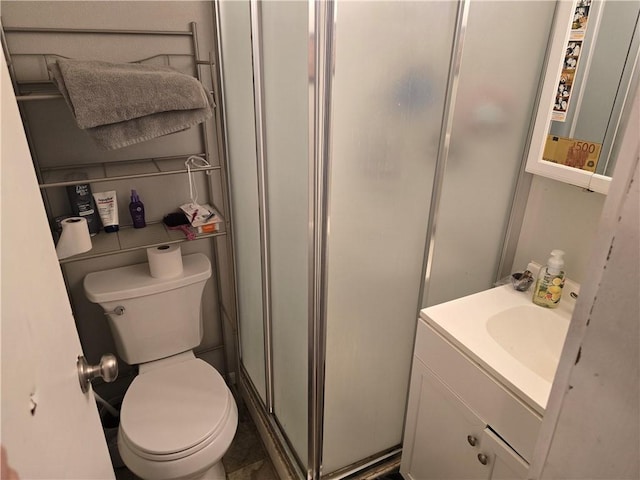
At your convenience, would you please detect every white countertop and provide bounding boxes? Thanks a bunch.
[420,281,577,415]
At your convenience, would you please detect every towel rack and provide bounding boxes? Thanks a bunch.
[10,55,217,103]
[2,24,217,102]
[1,20,231,264]
[1,18,236,382]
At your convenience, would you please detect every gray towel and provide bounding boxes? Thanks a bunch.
[49,59,212,149]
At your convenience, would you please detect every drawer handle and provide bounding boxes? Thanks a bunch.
[467,435,478,447]
[477,453,489,466]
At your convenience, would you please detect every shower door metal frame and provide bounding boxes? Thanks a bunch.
[245,2,309,478]
[246,2,338,478]
[307,0,335,478]
[241,0,501,479]
[418,0,470,306]
[249,0,275,416]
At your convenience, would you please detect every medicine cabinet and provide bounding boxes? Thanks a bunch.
[525,0,639,194]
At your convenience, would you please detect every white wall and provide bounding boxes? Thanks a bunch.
[512,175,605,284]
[1,1,234,394]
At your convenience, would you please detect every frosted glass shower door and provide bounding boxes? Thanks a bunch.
[261,1,309,466]
[219,1,266,401]
[321,1,458,473]
[424,1,556,307]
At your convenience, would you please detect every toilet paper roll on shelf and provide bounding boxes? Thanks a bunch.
[147,244,184,278]
[56,217,93,259]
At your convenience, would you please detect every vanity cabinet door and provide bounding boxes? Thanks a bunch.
[400,360,492,480]
[482,428,529,480]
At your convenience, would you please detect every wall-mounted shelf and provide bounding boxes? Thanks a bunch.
[59,221,226,264]
[38,154,218,189]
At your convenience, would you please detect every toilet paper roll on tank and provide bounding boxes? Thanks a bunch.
[56,217,93,259]
[147,244,184,278]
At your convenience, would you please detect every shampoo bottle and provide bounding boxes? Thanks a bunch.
[129,189,146,228]
[533,249,565,308]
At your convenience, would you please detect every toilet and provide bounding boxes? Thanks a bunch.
[84,253,238,480]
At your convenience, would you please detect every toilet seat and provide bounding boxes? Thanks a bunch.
[120,358,234,461]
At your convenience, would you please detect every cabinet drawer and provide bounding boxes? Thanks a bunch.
[415,320,541,462]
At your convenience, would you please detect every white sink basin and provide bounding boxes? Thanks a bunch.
[420,279,578,413]
[486,305,570,382]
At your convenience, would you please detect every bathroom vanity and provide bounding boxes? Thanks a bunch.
[400,278,577,479]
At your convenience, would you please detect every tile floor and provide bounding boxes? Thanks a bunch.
[111,394,402,480]
[373,473,403,480]
[113,396,278,480]
[222,398,278,480]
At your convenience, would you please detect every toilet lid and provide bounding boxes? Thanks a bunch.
[120,358,231,456]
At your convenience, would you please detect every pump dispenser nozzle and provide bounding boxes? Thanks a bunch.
[547,249,565,275]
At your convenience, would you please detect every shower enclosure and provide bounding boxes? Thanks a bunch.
[217,1,556,478]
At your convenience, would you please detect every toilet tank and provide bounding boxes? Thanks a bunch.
[84,253,212,365]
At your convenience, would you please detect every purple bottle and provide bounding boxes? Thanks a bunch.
[129,189,146,228]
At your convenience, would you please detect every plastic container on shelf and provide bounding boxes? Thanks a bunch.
[129,189,146,228]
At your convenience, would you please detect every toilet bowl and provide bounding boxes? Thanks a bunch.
[117,353,238,480]
[84,253,238,480]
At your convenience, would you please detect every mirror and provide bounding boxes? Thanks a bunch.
[526,0,640,194]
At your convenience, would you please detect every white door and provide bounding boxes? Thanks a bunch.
[0,49,114,479]
[482,428,529,479]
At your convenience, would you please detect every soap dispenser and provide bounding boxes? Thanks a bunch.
[533,249,565,308]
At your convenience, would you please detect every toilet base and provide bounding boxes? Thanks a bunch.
[196,461,226,480]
